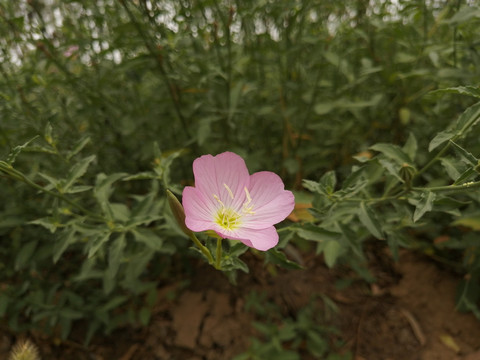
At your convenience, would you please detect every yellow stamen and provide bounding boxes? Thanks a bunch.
[213,194,225,208]
[242,187,255,214]
[223,183,235,199]
[215,208,241,230]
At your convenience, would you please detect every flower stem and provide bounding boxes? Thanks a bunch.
[189,233,215,265]
[215,238,223,270]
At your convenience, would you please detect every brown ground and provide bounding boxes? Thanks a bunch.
[2,247,480,360]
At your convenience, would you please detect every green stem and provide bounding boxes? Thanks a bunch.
[189,233,214,265]
[413,180,480,193]
[215,238,223,270]
[414,140,452,179]
[0,162,104,221]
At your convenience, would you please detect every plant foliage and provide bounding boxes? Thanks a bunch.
[1,0,480,344]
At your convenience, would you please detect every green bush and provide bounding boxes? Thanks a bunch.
[1,0,480,344]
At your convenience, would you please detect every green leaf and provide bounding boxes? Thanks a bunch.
[402,133,418,162]
[38,172,61,189]
[319,170,336,194]
[126,214,161,228]
[228,242,249,257]
[67,136,91,160]
[103,233,126,294]
[302,179,320,193]
[59,308,84,320]
[66,185,93,194]
[44,122,54,144]
[15,240,38,270]
[30,217,59,233]
[139,307,151,326]
[63,155,96,192]
[99,295,128,313]
[228,81,244,121]
[440,157,462,181]
[131,228,164,251]
[94,173,127,218]
[6,136,39,165]
[221,256,249,274]
[265,248,303,269]
[430,86,480,99]
[323,241,343,268]
[430,102,480,152]
[314,102,335,115]
[429,130,456,152]
[296,224,341,243]
[124,249,155,286]
[413,191,436,222]
[378,158,403,181]
[452,213,480,230]
[453,168,478,185]
[94,173,128,203]
[87,231,111,258]
[370,143,412,165]
[307,331,328,357]
[444,5,480,24]
[53,228,77,263]
[358,202,383,239]
[450,140,478,166]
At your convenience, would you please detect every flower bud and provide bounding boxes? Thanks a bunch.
[166,190,194,236]
[399,163,416,186]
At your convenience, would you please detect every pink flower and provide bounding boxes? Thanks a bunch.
[182,152,295,251]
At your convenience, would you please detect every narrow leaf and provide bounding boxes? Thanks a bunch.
[413,191,436,222]
[358,202,383,239]
[429,130,455,152]
[54,228,77,263]
[323,241,343,268]
[453,168,478,185]
[452,213,480,230]
[402,133,418,162]
[319,170,336,194]
[456,101,480,136]
[296,225,341,242]
[6,136,39,165]
[450,140,478,166]
[15,241,38,270]
[266,248,303,270]
[63,155,96,192]
[370,143,412,165]
[104,233,126,294]
[67,136,91,160]
[87,232,111,258]
[430,86,480,99]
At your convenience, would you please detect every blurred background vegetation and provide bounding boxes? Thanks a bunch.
[1,0,480,349]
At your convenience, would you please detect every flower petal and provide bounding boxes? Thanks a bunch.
[182,186,218,232]
[242,171,295,229]
[192,152,250,210]
[224,226,279,251]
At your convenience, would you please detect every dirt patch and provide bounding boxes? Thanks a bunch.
[2,248,480,359]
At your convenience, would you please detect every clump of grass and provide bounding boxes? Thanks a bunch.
[8,339,41,360]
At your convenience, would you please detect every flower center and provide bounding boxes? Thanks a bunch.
[212,184,256,231]
[214,207,241,231]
